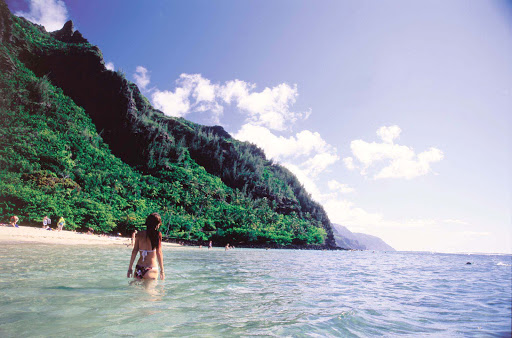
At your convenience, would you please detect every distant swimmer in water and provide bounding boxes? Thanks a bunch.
[127,213,165,280]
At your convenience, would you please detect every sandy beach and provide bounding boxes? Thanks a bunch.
[0,225,179,247]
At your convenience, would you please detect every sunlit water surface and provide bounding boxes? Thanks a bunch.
[0,244,510,337]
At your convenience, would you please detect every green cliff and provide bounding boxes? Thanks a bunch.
[0,0,339,248]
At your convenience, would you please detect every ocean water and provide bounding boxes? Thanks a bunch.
[0,244,510,337]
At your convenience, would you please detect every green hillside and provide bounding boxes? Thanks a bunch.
[0,0,339,248]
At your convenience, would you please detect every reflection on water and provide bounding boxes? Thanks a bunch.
[129,279,165,302]
[0,244,510,337]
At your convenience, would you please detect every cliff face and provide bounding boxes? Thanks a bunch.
[0,0,10,44]
[0,0,337,248]
[15,25,147,168]
[333,224,395,251]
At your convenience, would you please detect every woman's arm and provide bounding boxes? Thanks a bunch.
[157,234,165,280]
[127,235,139,278]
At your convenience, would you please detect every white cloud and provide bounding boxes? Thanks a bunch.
[327,180,355,194]
[302,153,339,177]
[347,125,443,179]
[181,74,223,123]
[377,125,401,144]
[234,123,335,161]
[186,74,217,103]
[152,87,191,117]
[418,147,444,163]
[15,0,68,32]
[343,157,356,170]
[375,147,444,179]
[324,198,384,229]
[149,73,225,123]
[220,80,300,130]
[350,140,414,167]
[105,62,115,71]
[282,163,324,202]
[234,83,300,131]
[219,79,253,104]
[133,70,307,130]
[234,123,340,195]
[134,70,337,181]
[134,66,150,90]
[220,79,303,130]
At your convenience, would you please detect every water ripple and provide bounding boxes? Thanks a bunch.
[0,245,510,337]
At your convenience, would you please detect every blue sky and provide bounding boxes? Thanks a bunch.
[8,0,512,253]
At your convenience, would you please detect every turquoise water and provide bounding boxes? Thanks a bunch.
[0,244,510,337]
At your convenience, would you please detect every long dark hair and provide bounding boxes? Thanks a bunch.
[145,213,162,250]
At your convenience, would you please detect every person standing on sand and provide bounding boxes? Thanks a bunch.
[42,215,51,229]
[208,240,212,249]
[127,213,165,280]
[57,217,65,231]
[9,215,19,228]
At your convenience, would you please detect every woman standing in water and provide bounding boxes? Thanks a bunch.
[127,213,165,280]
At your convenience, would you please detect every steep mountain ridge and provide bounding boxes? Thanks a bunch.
[0,1,339,248]
[333,224,395,251]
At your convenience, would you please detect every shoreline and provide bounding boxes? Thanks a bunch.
[163,237,349,251]
[0,225,347,251]
[0,225,180,247]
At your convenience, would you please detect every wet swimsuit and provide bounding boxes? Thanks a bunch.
[139,249,155,262]
[134,249,157,278]
[135,265,154,279]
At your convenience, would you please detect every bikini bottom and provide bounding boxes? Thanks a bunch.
[135,265,154,279]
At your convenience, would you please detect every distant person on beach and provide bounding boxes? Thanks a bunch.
[57,217,65,231]
[127,213,165,280]
[42,215,51,229]
[131,230,137,247]
[9,215,19,228]
[225,243,230,251]
[208,240,212,249]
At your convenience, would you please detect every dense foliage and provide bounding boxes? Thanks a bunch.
[0,2,336,247]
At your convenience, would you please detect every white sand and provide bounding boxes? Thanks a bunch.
[0,225,180,247]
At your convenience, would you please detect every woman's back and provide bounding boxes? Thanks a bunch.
[136,231,158,266]
[127,213,165,280]
[137,230,153,250]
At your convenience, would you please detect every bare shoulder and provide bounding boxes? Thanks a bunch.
[136,230,146,238]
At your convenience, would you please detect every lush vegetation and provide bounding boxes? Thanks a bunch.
[0,2,336,247]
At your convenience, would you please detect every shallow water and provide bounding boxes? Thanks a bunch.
[0,244,510,337]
